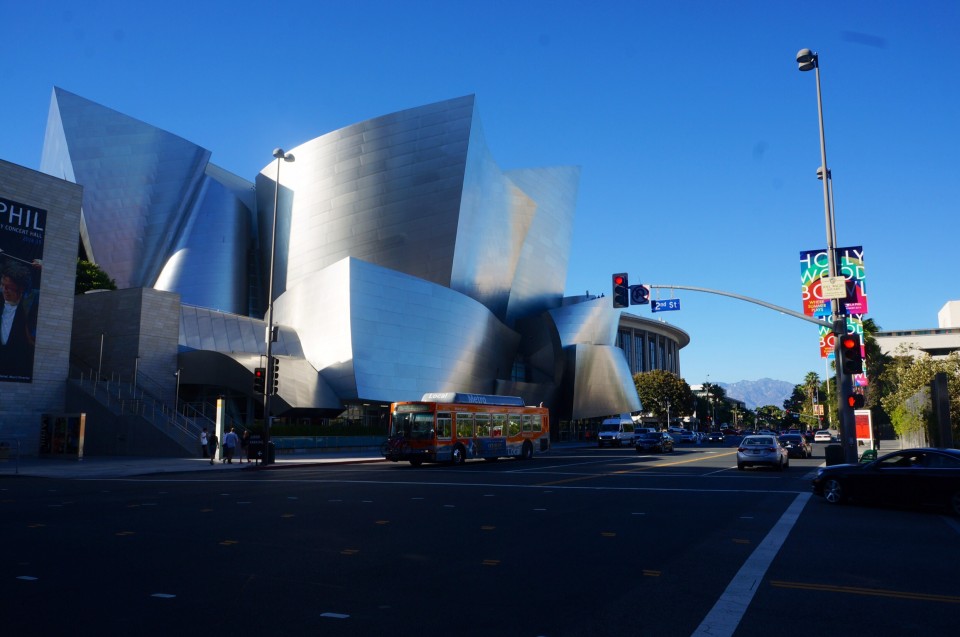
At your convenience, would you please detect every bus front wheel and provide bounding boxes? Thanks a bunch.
[451,445,466,466]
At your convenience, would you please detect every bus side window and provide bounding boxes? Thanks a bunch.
[530,414,542,432]
[492,414,506,437]
[476,413,491,437]
[522,414,532,433]
[437,413,452,439]
[508,414,521,437]
[456,413,474,439]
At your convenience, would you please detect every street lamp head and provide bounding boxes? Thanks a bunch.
[273,148,296,163]
[796,48,817,71]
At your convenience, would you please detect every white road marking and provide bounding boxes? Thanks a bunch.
[690,492,810,637]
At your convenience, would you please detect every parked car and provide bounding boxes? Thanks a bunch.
[673,429,696,443]
[720,428,739,436]
[814,430,833,443]
[706,431,726,443]
[803,430,815,443]
[812,448,960,516]
[635,431,675,454]
[737,435,789,471]
[778,434,812,459]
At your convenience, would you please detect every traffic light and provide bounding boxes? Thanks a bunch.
[838,331,864,374]
[253,367,266,393]
[270,357,280,394]
[612,273,629,308]
[845,391,865,409]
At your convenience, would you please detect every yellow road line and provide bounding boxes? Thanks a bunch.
[771,580,960,604]
[540,450,738,486]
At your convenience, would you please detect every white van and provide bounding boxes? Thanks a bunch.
[597,415,636,447]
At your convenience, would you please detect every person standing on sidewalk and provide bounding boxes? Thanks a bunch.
[240,430,250,463]
[222,427,239,464]
[207,431,218,465]
[200,428,209,458]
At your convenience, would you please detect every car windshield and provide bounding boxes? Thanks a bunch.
[638,433,660,440]
[744,437,774,446]
[599,423,620,432]
[778,435,801,443]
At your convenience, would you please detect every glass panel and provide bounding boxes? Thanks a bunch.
[456,413,474,438]
[436,412,452,439]
[522,414,532,433]
[492,414,506,437]
[508,414,521,436]
[475,413,491,437]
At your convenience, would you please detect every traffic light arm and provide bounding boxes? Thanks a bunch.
[646,284,830,327]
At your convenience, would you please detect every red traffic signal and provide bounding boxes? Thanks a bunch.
[253,367,266,393]
[838,332,864,375]
[845,391,865,409]
[612,273,629,308]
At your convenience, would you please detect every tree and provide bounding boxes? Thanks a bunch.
[879,347,960,441]
[633,370,693,426]
[75,259,116,294]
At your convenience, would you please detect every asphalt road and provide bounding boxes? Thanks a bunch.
[2,442,958,637]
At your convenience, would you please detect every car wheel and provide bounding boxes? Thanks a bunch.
[784,456,789,469]
[737,463,745,470]
[823,478,845,504]
[951,491,960,517]
[409,458,423,467]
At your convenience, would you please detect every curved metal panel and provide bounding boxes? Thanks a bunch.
[271,257,519,403]
[155,166,253,315]
[256,96,475,302]
[550,297,621,347]
[567,344,642,419]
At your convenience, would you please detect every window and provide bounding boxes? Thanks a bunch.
[529,414,542,432]
[492,414,506,437]
[507,414,521,436]
[456,413,474,438]
[475,413,491,437]
[522,414,532,433]
[436,412,452,439]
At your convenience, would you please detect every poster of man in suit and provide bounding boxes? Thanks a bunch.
[0,196,45,383]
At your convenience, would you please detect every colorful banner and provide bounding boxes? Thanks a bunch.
[0,196,46,383]
[800,246,868,318]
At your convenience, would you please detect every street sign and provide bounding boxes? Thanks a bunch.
[651,299,680,312]
[629,284,649,305]
[820,275,847,299]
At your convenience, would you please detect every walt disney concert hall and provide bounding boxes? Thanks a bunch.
[0,88,688,454]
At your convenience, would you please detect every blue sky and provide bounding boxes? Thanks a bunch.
[3,1,957,387]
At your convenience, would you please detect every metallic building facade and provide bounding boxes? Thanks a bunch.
[40,88,685,421]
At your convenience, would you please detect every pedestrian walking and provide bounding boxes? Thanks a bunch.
[200,428,209,458]
[207,431,218,465]
[222,427,239,464]
[240,430,250,463]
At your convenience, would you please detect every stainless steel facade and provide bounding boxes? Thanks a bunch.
[40,88,686,421]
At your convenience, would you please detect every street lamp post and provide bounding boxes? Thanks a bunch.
[174,368,182,427]
[262,147,295,464]
[797,48,857,463]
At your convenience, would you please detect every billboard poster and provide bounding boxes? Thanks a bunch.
[0,196,46,383]
[800,246,868,318]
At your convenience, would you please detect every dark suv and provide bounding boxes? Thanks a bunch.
[778,434,812,459]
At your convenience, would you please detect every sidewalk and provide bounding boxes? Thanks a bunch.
[0,448,387,479]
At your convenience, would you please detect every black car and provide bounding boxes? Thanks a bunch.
[812,448,960,516]
[706,430,726,443]
[778,434,812,459]
[635,431,674,454]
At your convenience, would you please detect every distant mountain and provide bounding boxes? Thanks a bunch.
[718,378,795,410]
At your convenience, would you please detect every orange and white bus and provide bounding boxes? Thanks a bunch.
[383,392,550,466]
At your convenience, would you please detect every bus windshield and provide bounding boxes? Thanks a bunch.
[390,411,435,440]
